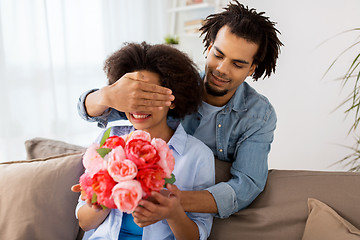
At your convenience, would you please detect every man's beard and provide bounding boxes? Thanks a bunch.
[205,81,228,97]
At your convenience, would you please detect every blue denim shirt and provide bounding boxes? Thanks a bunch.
[77,82,276,219]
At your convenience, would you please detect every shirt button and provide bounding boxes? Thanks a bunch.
[219,149,223,152]
[218,124,222,128]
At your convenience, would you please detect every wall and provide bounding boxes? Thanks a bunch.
[2,0,360,171]
[177,0,360,171]
[247,0,360,171]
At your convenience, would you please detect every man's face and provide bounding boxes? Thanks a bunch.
[204,25,259,105]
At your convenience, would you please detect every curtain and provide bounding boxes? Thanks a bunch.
[0,0,169,162]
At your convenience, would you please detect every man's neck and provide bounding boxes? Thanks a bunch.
[203,92,232,107]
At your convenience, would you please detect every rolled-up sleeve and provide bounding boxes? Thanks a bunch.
[206,182,237,218]
[77,89,127,128]
[75,198,86,219]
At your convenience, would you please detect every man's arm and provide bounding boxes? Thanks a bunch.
[180,190,218,213]
[207,109,277,218]
[81,71,174,117]
[181,109,276,217]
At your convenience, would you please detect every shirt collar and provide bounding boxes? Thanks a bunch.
[225,82,248,113]
[167,123,187,156]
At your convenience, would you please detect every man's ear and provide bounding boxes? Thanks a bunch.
[206,43,213,57]
[248,63,257,77]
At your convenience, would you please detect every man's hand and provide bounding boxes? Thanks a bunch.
[85,71,175,117]
[132,184,183,227]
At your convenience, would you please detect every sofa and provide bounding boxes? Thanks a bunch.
[0,137,359,240]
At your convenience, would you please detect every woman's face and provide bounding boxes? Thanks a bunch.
[125,70,171,136]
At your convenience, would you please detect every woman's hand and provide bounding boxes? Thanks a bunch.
[132,184,182,227]
[133,184,199,240]
[71,184,102,211]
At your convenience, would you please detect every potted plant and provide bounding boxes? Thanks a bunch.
[323,28,360,171]
[164,35,179,45]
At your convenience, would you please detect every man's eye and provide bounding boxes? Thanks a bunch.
[233,63,243,69]
[214,53,222,59]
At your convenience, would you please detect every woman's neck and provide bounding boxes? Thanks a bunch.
[143,125,175,143]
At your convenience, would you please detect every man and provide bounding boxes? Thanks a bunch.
[78,1,282,220]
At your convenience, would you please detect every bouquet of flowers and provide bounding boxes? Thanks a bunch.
[79,128,176,213]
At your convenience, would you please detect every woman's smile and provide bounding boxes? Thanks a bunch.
[130,112,151,122]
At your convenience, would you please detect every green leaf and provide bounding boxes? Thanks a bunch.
[164,173,176,187]
[96,148,112,158]
[100,128,112,147]
[101,205,108,210]
[91,193,97,204]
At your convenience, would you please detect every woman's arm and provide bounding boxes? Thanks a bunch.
[77,203,111,232]
[72,184,111,231]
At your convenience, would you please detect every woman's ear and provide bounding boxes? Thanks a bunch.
[170,103,176,110]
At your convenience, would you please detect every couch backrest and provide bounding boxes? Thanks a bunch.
[209,161,360,240]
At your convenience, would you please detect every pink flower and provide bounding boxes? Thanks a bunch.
[125,130,151,143]
[102,136,125,149]
[83,143,107,176]
[108,146,137,182]
[78,128,176,211]
[112,180,143,213]
[136,166,166,197]
[92,170,117,209]
[151,138,175,178]
[79,172,94,200]
[125,139,160,168]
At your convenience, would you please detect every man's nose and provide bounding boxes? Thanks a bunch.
[216,59,230,75]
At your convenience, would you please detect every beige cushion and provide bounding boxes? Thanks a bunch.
[0,152,85,240]
[25,137,86,160]
[302,198,360,240]
[209,168,360,240]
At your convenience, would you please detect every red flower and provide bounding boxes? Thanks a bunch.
[136,166,166,197]
[125,139,160,168]
[102,136,125,149]
[92,170,117,208]
[79,172,94,200]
